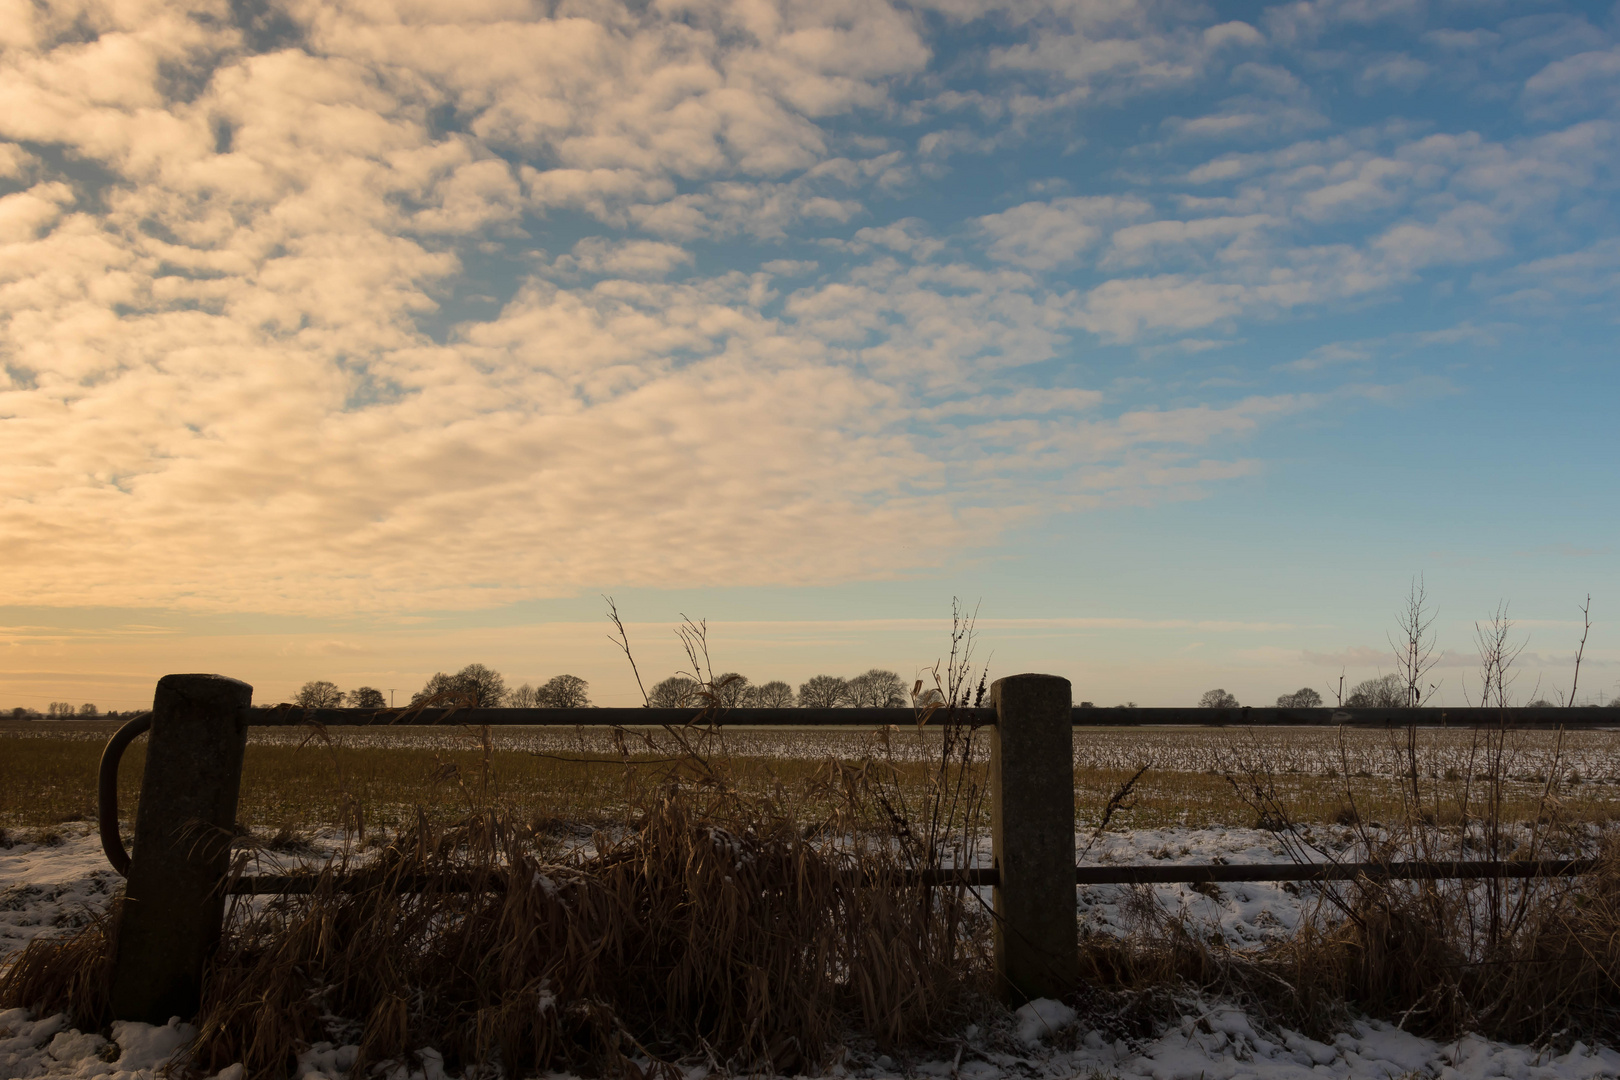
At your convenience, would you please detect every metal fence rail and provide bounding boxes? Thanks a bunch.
[225,859,1601,895]
[253,704,1620,728]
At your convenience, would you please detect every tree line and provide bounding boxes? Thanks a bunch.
[7,702,110,719]
[1198,674,1442,710]
[292,666,914,710]
[645,668,909,709]
[294,665,590,710]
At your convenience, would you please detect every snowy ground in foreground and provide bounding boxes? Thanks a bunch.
[4,826,1617,1080]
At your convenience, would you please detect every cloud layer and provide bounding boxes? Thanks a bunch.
[1,0,1614,614]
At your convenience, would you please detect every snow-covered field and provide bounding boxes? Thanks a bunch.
[12,721,1620,784]
[235,724,1620,785]
[5,825,1618,1080]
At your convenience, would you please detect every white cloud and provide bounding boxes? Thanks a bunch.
[1102,213,1279,269]
[1373,203,1507,270]
[1522,46,1620,119]
[1481,237,1620,304]
[0,0,1606,621]
[760,258,817,275]
[980,2,1260,97]
[627,178,864,239]
[0,142,37,179]
[1277,322,1503,372]
[555,238,694,278]
[1280,341,1374,373]
[978,195,1152,269]
[1163,100,1328,141]
[847,217,943,257]
[0,181,73,243]
[1263,0,1425,47]
[1354,54,1430,94]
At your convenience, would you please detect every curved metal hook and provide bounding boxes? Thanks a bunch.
[98,711,151,877]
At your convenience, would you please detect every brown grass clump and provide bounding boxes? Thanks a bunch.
[1260,839,1620,1044]
[230,788,984,1077]
[1167,704,1620,1048]
[1069,846,1620,1049]
[0,906,116,1026]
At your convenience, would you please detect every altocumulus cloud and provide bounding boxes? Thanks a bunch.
[0,0,1615,615]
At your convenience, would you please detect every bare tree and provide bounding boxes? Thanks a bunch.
[77,703,99,716]
[1344,673,1407,708]
[1198,688,1239,708]
[540,674,590,708]
[457,664,508,707]
[297,680,344,708]
[508,683,540,708]
[710,672,751,708]
[1471,602,1526,709]
[1567,594,1591,707]
[345,686,386,709]
[797,674,850,708]
[648,676,700,708]
[411,664,507,707]
[753,680,795,708]
[847,668,907,707]
[1276,687,1322,708]
[1390,576,1441,706]
[412,673,456,705]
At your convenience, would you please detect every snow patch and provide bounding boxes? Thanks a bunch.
[1013,998,1076,1046]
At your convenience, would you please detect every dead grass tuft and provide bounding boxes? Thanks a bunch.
[0,905,115,1026]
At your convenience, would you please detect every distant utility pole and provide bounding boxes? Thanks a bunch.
[388,688,396,708]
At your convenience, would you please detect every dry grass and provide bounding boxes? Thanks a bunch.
[1072,719,1620,1050]
[177,786,987,1078]
[1072,849,1620,1048]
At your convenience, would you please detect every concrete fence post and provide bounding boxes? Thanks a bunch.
[990,673,1078,1003]
[110,674,252,1024]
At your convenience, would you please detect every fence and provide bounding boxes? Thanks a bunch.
[94,673,1610,1025]
[259,704,1620,727]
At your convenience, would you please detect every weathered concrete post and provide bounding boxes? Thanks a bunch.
[990,673,1078,1003]
[110,674,252,1024]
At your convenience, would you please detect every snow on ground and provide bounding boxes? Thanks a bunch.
[1,827,123,958]
[7,999,1619,1080]
[4,826,1618,1079]
[1077,826,1356,947]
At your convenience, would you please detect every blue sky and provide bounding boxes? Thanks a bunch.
[0,0,1615,709]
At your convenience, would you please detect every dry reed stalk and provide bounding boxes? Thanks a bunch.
[1193,623,1620,1049]
[1,784,989,1078]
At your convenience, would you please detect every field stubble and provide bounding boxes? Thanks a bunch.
[3,720,1619,833]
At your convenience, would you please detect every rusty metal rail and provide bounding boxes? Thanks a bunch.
[97,710,150,876]
[1070,859,1600,885]
[220,859,1600,895]
[252,704,1620,728]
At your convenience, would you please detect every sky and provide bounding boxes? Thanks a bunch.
[1,0,1617,711]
